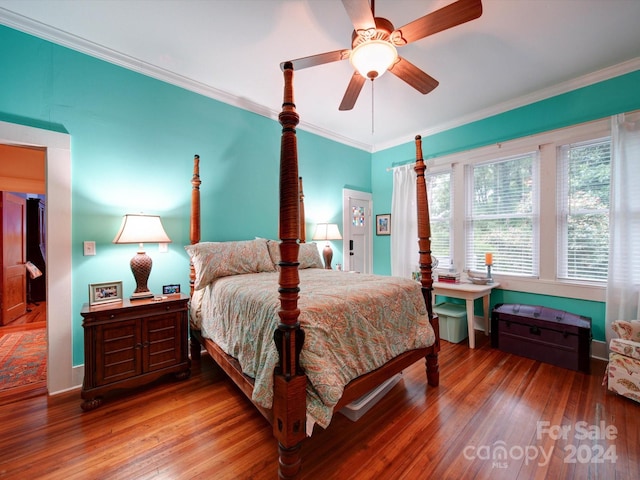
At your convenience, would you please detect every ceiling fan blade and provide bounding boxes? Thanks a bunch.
[342,0,376,36]
[280,49,349,71]
[339,72,367,111]
[391,0,482,46]
[388,57,439,94]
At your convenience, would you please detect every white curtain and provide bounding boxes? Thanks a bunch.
[606,113,640,343]
[391,164,417,278]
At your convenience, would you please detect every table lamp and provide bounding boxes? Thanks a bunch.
[312,223,342,269]
[113,213,171,299]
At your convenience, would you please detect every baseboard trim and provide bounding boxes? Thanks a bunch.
[591,339,608,361]
[49,365,83,396]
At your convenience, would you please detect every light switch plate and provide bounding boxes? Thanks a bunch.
[84,241,96,256]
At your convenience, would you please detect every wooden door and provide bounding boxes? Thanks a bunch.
[342,189,373,273]
[1,192,27,325]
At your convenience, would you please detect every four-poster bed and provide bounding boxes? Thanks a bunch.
[187,63,440,479]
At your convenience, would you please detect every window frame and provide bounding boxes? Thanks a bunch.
[426,169,453,269]
[465,151,540,277]
[426,117,611,302]
[556,136,611,283]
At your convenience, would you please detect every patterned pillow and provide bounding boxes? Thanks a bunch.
[266,239,281,267]
[299,242,324,269]
[266,240,324,269]
[185,238,275,290]
[612,320,640,342]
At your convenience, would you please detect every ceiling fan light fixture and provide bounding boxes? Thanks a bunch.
[350,39,398,80]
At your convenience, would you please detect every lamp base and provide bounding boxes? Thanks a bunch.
[130,291,154,300]
[323,244,333,270]
[130,251,154,300]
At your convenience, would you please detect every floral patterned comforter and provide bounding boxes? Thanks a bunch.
[193,269,435,429]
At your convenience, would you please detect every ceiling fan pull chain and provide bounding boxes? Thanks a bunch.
[371,80,375,134]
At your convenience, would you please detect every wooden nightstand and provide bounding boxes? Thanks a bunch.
[80,293,191,410]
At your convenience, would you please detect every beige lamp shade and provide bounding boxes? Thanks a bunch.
[312,223,342,242]
[313,223,342,269]
[113,214,172,245]
[113,214,171,300]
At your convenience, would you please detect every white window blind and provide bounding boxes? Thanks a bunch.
[466,152,538,275]
[427,171,452,267]
[557,137,611,282]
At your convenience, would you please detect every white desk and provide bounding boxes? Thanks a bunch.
[432,281,500,349]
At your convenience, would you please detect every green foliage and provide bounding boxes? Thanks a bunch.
[565,139,611,279]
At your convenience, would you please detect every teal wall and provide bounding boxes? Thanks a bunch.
[2,22,638,358]
[371,69,640,342]
[0,25,370,365]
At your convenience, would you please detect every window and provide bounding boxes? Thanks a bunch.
[466,152,538,275]
[427,171,452,267]
[393,115,618,300]
[557,138,611,282]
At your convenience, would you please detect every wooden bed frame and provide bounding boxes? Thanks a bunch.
[189,63,440,479]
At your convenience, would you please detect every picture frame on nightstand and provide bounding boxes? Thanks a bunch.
[163,284,181,294]
[89,281,123,305]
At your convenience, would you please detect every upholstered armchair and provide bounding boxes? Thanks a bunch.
[606,320,640,403]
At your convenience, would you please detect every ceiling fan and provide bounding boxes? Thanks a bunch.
[281,0,483,110]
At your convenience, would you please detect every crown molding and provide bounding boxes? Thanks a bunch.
[374,57,640,152]
[0,10,278,115]
[0,8,373,152]
[2,9,638,154]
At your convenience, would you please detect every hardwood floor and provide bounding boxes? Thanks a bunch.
[0,301,46,333]
[0,333,637,480]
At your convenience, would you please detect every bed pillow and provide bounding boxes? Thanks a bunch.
[185,238,275,289]
[266,240,324,269]
[299,242,324,269]
[266,239,281,267]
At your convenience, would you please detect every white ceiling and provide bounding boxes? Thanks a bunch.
[1,0,639,152]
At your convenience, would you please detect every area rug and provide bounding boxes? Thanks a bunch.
[0,329,47,391]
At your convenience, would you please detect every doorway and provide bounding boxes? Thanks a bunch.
[0,120,71,395]
[0,144,47,396]
[342,189,373,273]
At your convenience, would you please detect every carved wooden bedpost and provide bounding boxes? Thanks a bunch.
[414,135,440,387]
[273,62,307,479]
[189,154,201,296]
[298,177,306,243]
[189,155,202,362]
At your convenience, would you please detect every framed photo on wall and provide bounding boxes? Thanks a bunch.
[376,214,391,236]
[89,281,123,306]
